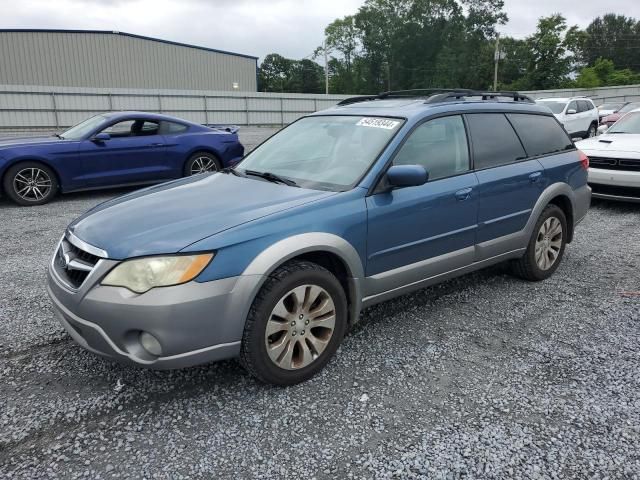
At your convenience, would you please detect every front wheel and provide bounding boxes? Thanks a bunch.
[184,152,221,176]
[240,260,348,386]
[584,122,597,139]
[511,204,567,281]
[2,162,58,206]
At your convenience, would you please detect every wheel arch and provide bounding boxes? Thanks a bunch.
[1,158,63,195]
[242,233,365,325]
[526,183,577,244]
[547,194,574,242]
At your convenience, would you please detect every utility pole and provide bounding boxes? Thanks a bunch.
[324,40,329,95]
[493,33,500,91]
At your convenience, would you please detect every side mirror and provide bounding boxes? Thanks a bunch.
[92,132,111,142]
[386,165,428,188]
[597,124,609,135]
[566,109,577,115]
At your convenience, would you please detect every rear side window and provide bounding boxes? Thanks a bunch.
[506,114,573,157]
[465,114,526,170]
[578,100,591,112]
[394,115,469,180]
[160,121,189,134]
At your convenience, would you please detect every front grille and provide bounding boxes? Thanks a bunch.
[590,183,640,199]
[54,238,101,289]
[589,156,640,172]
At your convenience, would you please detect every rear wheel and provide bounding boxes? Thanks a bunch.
[2,162,58,206]
[240,260,348,386]
[511,204,567,281]
[184,152,221,176]
[584,122,597,139]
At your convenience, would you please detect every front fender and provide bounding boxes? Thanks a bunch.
[240,232,365,325]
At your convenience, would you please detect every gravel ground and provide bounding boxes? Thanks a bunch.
[0,139,639,478]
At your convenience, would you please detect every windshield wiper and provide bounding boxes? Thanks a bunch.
[243,169,299,187]
[53,133,64,139]
[221,167,246,177]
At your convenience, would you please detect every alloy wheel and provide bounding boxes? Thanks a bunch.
[190,156,218,174]
[535,216,563,271]
[264,284,336,370]
[13,167,52,202]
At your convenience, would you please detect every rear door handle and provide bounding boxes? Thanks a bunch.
[455,187,473,201]
[529,171,542,183]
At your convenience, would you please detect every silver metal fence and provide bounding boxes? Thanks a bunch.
[0,86,351,131]
[2,84,640,131]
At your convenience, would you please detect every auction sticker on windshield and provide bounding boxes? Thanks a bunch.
[356,118,401,129]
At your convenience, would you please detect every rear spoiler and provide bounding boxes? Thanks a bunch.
[205,124,240,134]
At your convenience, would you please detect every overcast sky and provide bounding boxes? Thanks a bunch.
[2,0,639,60]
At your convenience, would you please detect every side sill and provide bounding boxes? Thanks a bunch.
[361,248,525,308]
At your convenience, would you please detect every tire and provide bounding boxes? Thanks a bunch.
[511,204,567,282]
[184,152,221,176]
[240,260,348,386]
[2,162,58,206]
[584,122,597,139]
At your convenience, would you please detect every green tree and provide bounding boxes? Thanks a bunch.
[505,15,575,90]
[582,14,640,71]
[574,57,640,87]
[258,54,292,92]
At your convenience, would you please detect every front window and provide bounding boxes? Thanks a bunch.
[237,115,403,191]
[608,112,640,134]
[60,114,107,140]
[537,101,567,114]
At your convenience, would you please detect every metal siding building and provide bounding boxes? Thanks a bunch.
[0,30,258,92]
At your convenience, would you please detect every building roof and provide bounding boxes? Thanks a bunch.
[0,29,259,61]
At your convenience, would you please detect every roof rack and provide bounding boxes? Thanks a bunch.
[337,89,534,106]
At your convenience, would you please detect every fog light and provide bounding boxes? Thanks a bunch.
[139,332,163,356]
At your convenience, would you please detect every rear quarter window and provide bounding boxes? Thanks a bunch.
[506,114,573,157]
[465,113,526,170]
[161,121,189,134]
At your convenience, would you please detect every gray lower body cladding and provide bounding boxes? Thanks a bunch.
[47,262,264,369]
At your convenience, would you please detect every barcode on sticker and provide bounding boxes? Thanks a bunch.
[356,118,400,129]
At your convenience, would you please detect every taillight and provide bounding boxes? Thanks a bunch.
[578,150,589,170]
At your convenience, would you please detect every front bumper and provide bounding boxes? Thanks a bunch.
[47,249,263,369]
[588,168,640,203]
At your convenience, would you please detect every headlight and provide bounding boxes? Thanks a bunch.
[102,253,214,293]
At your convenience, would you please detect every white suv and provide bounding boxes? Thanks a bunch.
[536,97,599,139]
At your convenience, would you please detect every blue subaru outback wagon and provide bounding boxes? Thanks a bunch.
[47,90,591,385]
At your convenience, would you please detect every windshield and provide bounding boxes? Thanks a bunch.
[608,112,640,134]
[599,103,623,111]
[537,101,567,114]
[60,114,108,140]
[237,115,403,191]
[618,103,640,114]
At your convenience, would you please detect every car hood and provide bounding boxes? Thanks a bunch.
[577,134,640,155]
[69,173,335,259]
[602,113,621,123]
[0,135,63,150]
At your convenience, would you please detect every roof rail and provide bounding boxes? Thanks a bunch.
[425,90,534,104]
[337,89,534,106]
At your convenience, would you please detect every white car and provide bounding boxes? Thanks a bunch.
[577,108,640,203]
[597,102,626,120]
[536,97,599,139]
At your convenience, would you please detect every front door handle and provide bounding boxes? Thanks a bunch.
[149,143,165,147]
[529,171,542,183]
[455,187,473,201]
